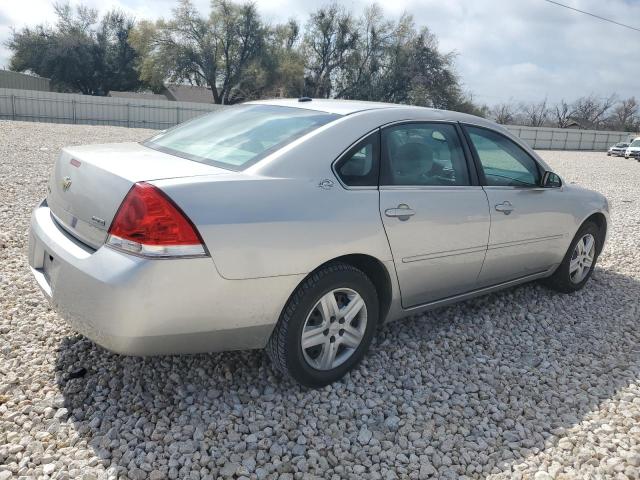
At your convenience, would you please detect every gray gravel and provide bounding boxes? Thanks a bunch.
[1,120,640,480]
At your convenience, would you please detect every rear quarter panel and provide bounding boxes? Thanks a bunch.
[153,174,391,279]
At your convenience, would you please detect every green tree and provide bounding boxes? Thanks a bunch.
[233,19,305,100]
[8,3,142,95]
[302,4,358,98]
[302,5,484,115]
[131,0,264,104]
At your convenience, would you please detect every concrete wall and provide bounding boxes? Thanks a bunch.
[0,88,221,130]
[0,87,637,149]
[505,125,637,151]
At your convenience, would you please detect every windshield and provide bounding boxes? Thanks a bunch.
[615,143,629,147]
[144,105,340,170]
[630,140,640,148]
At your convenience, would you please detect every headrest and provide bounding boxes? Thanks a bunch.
[393,142,433,177]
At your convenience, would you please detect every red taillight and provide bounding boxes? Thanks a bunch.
[106,182,207,258]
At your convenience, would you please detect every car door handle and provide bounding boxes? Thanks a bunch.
[495,201,514,215]
[385,204,415,220]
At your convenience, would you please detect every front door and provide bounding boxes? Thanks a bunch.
[379,122,490,308]
[463,125,569,285]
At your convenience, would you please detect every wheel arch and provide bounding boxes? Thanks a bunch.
[310,254,393,323]
[582,211,607,253]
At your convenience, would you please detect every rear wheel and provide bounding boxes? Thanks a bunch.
[266,262,378,387]
[543,221,601,293]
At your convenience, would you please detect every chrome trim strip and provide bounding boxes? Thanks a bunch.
[402,245,487,263]
[379,185,484,191]
[487,234,565,251]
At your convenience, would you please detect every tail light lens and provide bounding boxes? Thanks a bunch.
[106,182,207,258]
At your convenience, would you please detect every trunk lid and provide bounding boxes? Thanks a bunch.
[47,142,228,248]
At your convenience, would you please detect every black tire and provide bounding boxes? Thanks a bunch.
[266,262,379,387]
[543,221,602,293]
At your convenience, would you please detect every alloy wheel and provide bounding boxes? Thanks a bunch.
[301,288,367,370]
[569,233,595,284]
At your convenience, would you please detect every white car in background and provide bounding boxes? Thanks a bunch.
[625,138,640,161]
[607,142,629,156]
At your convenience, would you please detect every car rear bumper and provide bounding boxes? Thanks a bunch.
[28,201,303,355]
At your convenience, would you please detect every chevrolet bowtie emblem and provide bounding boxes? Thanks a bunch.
[62,176,72,192]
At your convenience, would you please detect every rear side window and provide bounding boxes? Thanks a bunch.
[334,132,379,187]
[145,105,340,171]
[465,126,541,187]
[381,123,470,186]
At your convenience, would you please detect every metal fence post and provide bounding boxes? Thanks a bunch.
[127,103,130,128]
[71,99,76,124]
[176,105,181,125]
[10,94,16,120]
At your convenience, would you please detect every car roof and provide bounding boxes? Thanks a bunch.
[245,98,412,115]
[246,98,493,123]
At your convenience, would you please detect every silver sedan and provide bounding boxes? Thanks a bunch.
[28,99,609,386]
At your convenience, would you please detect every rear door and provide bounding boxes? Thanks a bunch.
[379,122,490,308]
[462,124,568,285]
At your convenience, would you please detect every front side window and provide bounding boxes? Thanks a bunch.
[334,132,379,187]
[465,126,541,187]
[381,123,470,186]
[145,105,340,170]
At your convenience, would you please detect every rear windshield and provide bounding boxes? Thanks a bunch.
[144,105,340,170]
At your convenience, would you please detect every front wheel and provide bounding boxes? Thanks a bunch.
[543,221,601,293]
[266,262,378,387]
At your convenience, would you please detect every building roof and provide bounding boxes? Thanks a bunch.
[164,85,214,104]
[107,91,168,101]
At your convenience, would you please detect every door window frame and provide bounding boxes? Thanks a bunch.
[379,120,482,189]
[460,123,545,189]
[331,129,381,190]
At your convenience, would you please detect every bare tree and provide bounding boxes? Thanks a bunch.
[609,97,639,132]
[519,99,548,127]
[553,100,572,128]
[569,94,617,130]
[491,102,516,124]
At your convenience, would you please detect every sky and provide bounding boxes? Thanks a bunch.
[0,0,638,105]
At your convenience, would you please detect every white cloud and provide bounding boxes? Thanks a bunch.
[0,0,638,104]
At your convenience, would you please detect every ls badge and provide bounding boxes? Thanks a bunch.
[62,176,72,192]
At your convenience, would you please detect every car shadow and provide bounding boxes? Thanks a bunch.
[55,267,640,478]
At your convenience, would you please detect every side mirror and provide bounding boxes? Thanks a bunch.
[541,171,562,188]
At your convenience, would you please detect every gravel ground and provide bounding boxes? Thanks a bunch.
[1,120,639,480]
